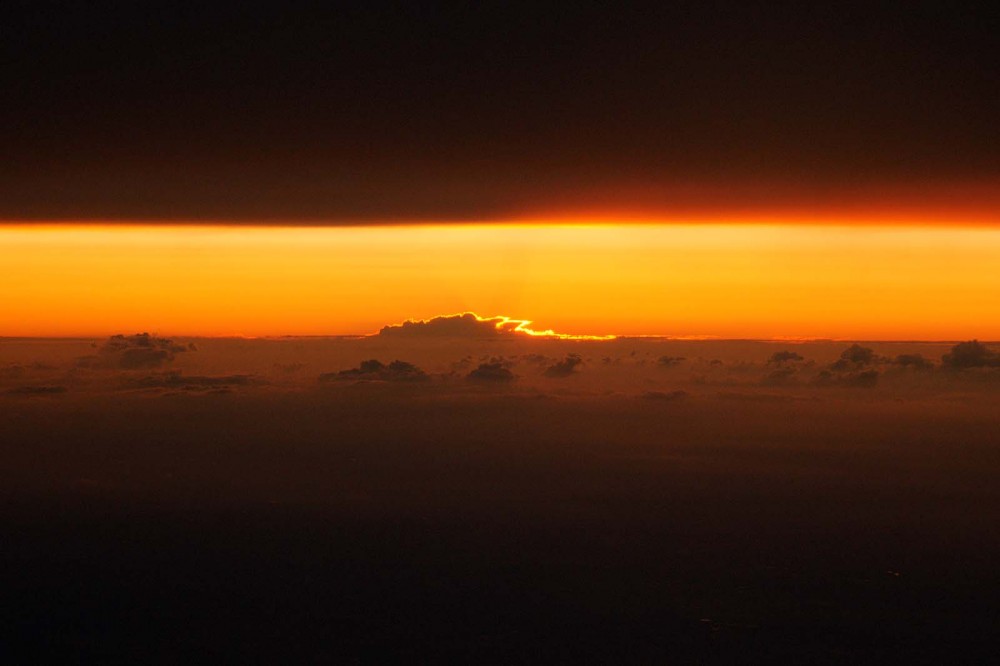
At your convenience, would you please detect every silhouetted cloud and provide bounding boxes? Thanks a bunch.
[78,333,195,369]
[941,340,1000,368]
[761,367,799,386]
[543,354,583,378]
[768,351,804,364]
[758,351,814,385]
[893,354,934,370]
[520,353,553,366]
[377,313,614,340]
[466,362,516,383]
[812,371,836,387]
[320,359,429,383]
[657,356,686,367]
[477,355,516,369]
[803,344,884,387]
[380,313,507,338]
[845,370,879,387]
[830,344,880,371]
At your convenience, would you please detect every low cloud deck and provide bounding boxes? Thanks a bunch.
[2,336,999,660]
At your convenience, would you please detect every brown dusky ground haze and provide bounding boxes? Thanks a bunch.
[3,329,1000,661]
[3,2,1000,663]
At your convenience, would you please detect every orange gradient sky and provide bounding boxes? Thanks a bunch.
[3,223,1000,340]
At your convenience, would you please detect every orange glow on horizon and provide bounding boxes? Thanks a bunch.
[512,209,1000,227]
[508,179,1000,227]
[3,222,1000,340]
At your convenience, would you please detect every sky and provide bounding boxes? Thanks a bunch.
[3,2,997,221]
[4,223,1000,340]
[2,3,998,338]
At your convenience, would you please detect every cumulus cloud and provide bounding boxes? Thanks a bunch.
[377,313,614,340]
[466,362,516,383]
[380,313,509,338]
[758,351,812,385]
[320,359,430,383]
[893,354,934,370]
[520,353,553,366]
[761,367,799,386]
[845,370,879,387]
[941,340,1000,368]
[449,355,475,372]
[78,333,195,370]
[768,351,804,364]
[543,354,584,378]
[789,344,882,387]
[830,344,880,371]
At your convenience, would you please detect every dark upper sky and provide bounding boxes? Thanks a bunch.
[3,1,997,222]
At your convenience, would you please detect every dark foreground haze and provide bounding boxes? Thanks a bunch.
[3,335,999,662]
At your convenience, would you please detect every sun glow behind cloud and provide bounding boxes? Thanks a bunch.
[378,312,616,340]
[3,223,1000,340]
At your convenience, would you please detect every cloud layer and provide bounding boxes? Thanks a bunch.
[6,336,1000,404]
[467,362,516,383]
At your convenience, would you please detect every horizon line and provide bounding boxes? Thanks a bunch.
[4,215,1000,228]
[0,334,988,345]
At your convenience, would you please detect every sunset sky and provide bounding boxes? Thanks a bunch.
[5,7,1000,662]
[4,222,1000,340]
[3,3,997,339]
